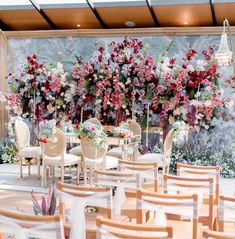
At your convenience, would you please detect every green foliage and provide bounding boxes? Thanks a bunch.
[0,138,17,164]
[169,122,235,178]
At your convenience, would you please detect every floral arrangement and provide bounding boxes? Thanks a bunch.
[38,119,56,142]
[7,115,23,140]
[113,126,133,139]
[70,37,158,125]
[6,55,67,122]
[76,121,106,148]
[169,120,235,177]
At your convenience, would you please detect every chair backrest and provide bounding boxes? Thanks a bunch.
[56,182,112,239]
[163,174,214,229]
[86,118,103,127]
[96,216,174,239]
[163,128,174,159]
[0,208,64,239]
[136,190,199,239]
[218,195,235,232]
[57,182,113,219]
[118,160,159,192]
[15,119,30,149]
[43,128,66,158]
[121,120,141,140]
[94,169,140,219]
[80,135,107,160]
[203,229,235,239]
[177,163,220,205]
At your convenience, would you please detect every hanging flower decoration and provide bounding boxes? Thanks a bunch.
[76,121,106,148]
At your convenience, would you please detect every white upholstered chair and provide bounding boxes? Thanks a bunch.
[42,128,81,187]
[15,119,42,178]
[107,119,141,160]
[136,128,175,174]
[81,134,119,185]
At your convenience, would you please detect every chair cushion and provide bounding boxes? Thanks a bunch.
[18,146,42,158]
[107,147,134,157]
[136,153,164,165]
[69,145,82,156]
[44,153,81,167]
[85,156,119,169]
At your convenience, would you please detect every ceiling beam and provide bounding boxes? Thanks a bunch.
[29,0,57,29]
[209,0,217,26]
[146,0,161,27]
[0,20,11,31]
[85,0,108,29]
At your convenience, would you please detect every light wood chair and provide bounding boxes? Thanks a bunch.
[57,182,113,239]
[177,163,220,205]
[96,216,174,239]
[42,128,81,187]
[163,174,216,230]
[136,189,201,239]
[94,169,141,220]
[136,128,174,175]
[118,159,159,192]
[0,208,64,239]
[15,119,42,178]
[81,133,119,185]
[218,195,235,233]
[203,229,235,239]
[107,119,141,160]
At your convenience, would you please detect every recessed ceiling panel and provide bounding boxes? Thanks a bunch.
[44,8,102,29]
[153,4,212,26]
[96,6,155,28]
[0,9,50,30]
[214,2,235,25]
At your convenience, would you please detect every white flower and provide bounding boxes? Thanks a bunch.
[204,100,212,107]
[187,64,194,72]
[195,92,201,98]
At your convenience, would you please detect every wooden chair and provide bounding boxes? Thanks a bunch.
[0,208,64,239]
[42,128,81,187]
[96,216,174,239]
[136,128,174,175]
[177,163,220,205]
[203,229,235,239]
[81,132,119,185]
[15,119,42,178]
[93,169,141,220]
[118,159,159,192]
[163,174,215,229]
[57,182,113,239]
[136,189,201,239]
[218,195,235,233]
[69,118,102,157]
[107,119,141,160]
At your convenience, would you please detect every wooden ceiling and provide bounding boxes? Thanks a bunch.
[0,0,234,31]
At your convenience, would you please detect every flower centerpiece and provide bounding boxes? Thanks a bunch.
[113,125,133,139]
[76,121,106,148]
[38,119,56,143]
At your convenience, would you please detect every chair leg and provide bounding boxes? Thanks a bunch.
[42,165,47,188]
[77,163,80,185]
[61,166,64,183]
[28,160,31,176]
[84,167,87,185]
[37,157,40,179]
[19,157,23,178]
